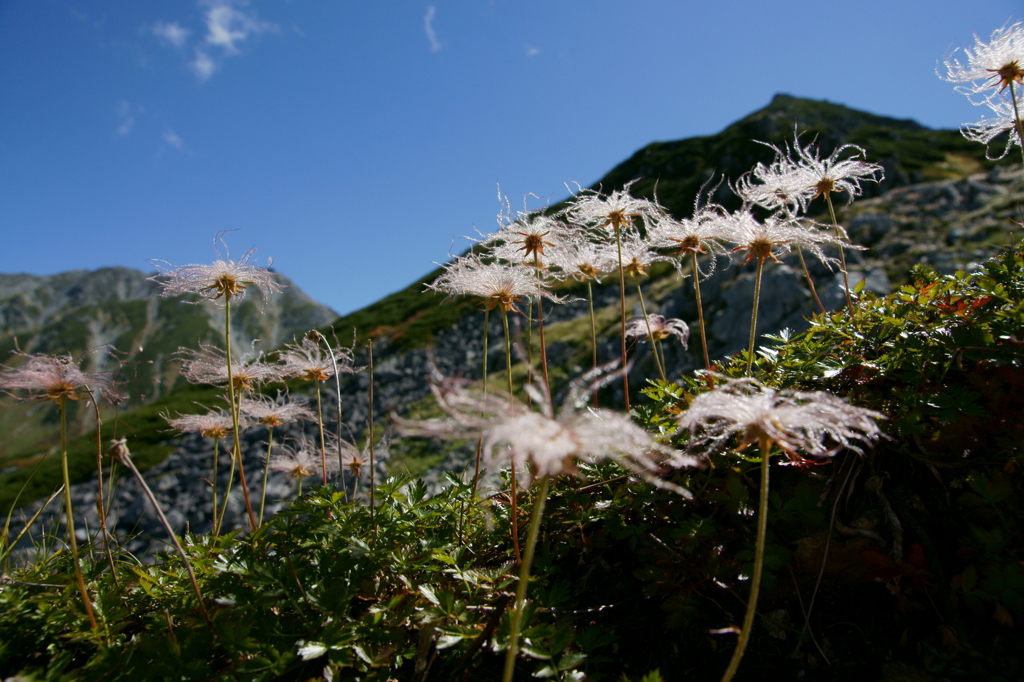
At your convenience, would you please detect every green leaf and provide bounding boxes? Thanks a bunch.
[418,584,440,606]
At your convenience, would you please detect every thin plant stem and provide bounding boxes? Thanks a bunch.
[586,280,599,407]
[311,330,347,500]
[463,306,490,541]
[58,397,99,632]
[216,441,235,537]
[501,309,515,402]
[654,337,668,381]
[472,308,490,497]
[459,438,482,544]
[634,275,666,381]
[233,427,257,533]
[691,252,712,372]
[315,379,327,486]
[501,310,522,564]
[258,426,274,526]
[502,475,550,682]
[532,252,553,405]
[211,436,220,533]
[88,393,117,586]
[794,245,826,313]
[824,195,856,320]
[112,442,211,630]
[615,228,630,411]
[525,299,533,407]
[223,296,257,532]
[105,459,117,523]
[1,485,63,569]
[367,340,375,533]
[746,257,766,376]
[788,565,830,665]
[279,539,313,613]
[719,434,772,682]
[510,480,520,564]
[2,450,53,566]
[1011,82,1024,166]
[481,309,490,395]
[781,205,825,314]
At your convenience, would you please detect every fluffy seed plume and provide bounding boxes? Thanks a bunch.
[482,211,569,267]
[0,349,122,404]
[271,434,338,479]
[177,343,278,391]
[677,377,885,465]
[563,181,665,235]
[960,96,1024,159]
[149,233,283,309]
[715,210,843,268]
[278,334,358,382]
[625,314,690,347]
[790,136,884,204]
[164,407,238,438]
[733,141,818,215]
[942,21,1024,102]
[427,255,563,313]
[240,393,315,427]
[548,239,608,281]
[397,371,696,492]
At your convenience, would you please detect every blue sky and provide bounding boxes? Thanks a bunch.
[0,0,1018,316]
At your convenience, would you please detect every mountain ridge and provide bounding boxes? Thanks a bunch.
[595,93,993,219]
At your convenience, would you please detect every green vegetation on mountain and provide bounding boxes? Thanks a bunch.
[329,266,473,353]
[0,384,224,516]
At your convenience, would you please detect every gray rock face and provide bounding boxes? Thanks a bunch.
[6,417,393,562]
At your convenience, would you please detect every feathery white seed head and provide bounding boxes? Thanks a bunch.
[678,377,885,465]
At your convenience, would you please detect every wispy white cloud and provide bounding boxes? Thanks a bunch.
[524,44,541,57]
[69,7,104,30]
[152,21,191,48]
[163,128,185,150]
[151,0,277,82]
[115,101,139,136]
[202,0,276,55]
[190,49,217,81]
[424,6,443,52]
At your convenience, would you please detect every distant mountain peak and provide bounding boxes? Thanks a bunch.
[0,266,339,405]
[595,94,990,219]
[738,93,928,141]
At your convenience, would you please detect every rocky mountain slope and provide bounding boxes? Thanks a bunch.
[5,94,1021,557]
[0,267,336,465]
[0,266,336,385]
